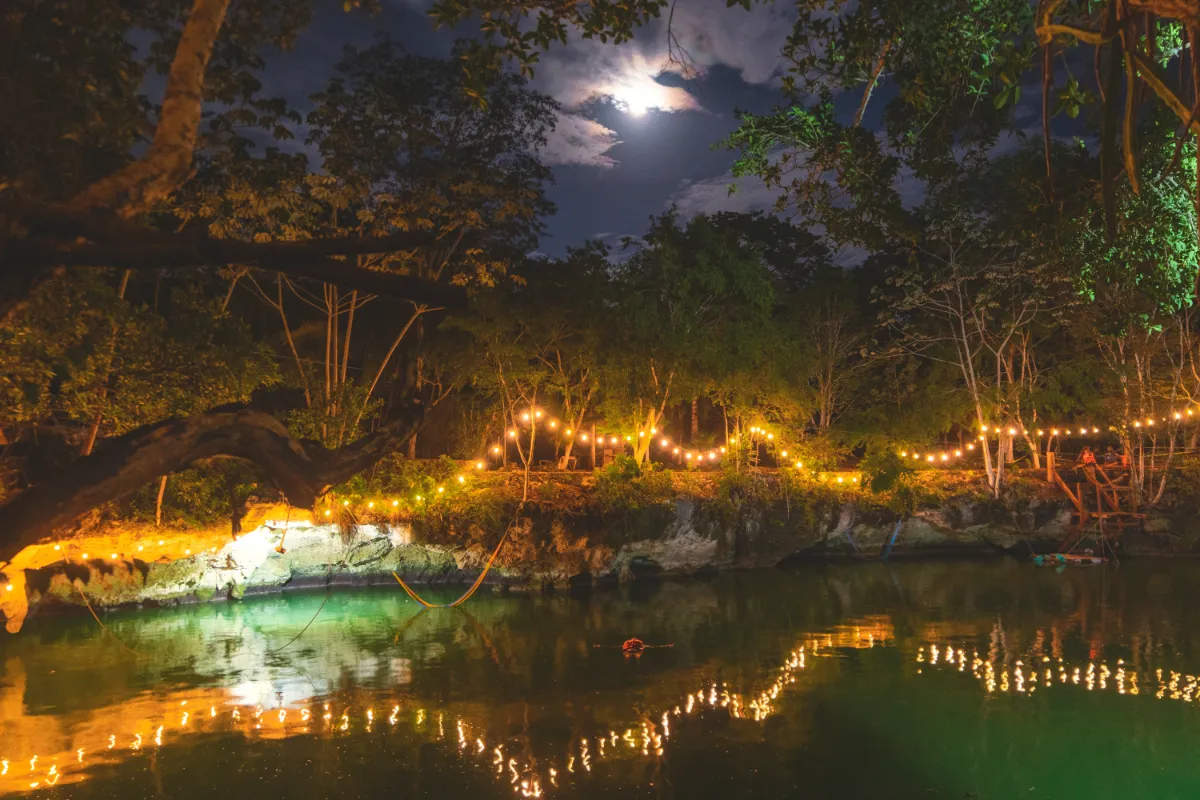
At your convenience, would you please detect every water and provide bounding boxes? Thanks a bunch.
[2,560,1200,798]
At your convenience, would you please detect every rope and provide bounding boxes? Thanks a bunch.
[391,524,512,608]
[265,588,332,657]
[391,504,522,608]
[74,581,146,660]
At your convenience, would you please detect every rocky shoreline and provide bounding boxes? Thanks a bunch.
[1,489,1191,633]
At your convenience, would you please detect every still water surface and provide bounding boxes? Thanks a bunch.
[2,560,1200,798]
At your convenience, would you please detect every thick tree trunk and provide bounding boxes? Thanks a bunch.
[68,0,231,215]
[0,404,421,565]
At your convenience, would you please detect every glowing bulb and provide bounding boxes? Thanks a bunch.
[110,553,117,559]
[981,425,988,432]
[661,439,669,447]
[719,446,725,453]
[437,486,444,494]
[837,476,843,483]
[493,446,501,454]
[1052,429,1059,436]
[457,475,465,483]
[324,509,331,517]
[392,500,399,507]
[927,455,934,462]
[1007,427,1016,435]
[509,430,516,438]
[1092,427,1099,433]
[80,553,89,559]
[625,436,632,442]
[138,545,143,551]
[767,433,774,440]
[781,450,788,457]
[638,431,644,437]
[1037,429,1043,435]
[565,429,573,435]
[521,412,530,422]
[342,499,349,506]
[1134,421,1141,428]
[673,447,680,454]
[795,461,803,468]
[158,540,163,546]
[549,420,557,428]
[535,410,542,418]
[610,436,618,444]
[368,501,375,509]
[581,433,588,441]
[967,444,974,450]
[650,427,657,434]
[476,461,484,469]
[416,495,423,502]
[685,453,692,459]
[4,584,11,592]
[54,544,61,551]
[954,450,961,456]
[941,454,948,461]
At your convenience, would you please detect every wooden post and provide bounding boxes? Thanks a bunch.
[1046,450,1055,483]
[590,423,597,469]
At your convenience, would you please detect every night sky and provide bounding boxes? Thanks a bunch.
[253,1,1056,260]
[252,0,811,257]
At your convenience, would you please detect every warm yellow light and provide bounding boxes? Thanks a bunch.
[4,584,11,592]
[1052,429,1059,436]
[650,427,657,434]
[110,553,117,559]
[941,453,948,460]
[393,500,400,507]
[1007,427,1015,435]
[476,461,484,469]
[719,446,726,453]
[492,445,501,454]
[1189,409,1195,416]
[184,549,190,555]
[580,433,587,441]
[416,495,423,502]
[901,451,908,457]
[368,501,375,509]
[325,509,332,518]
[565,429,573,435]
[457,475,465,483]
[509,430,517,438]
[661,438,669,447]
[625,435,632,442]
[967,444,974,450]
[549,420,557,428]
[610,436,618,444]
[1037,429,1043,436]
[638,431,644,437]
[685,453,692,459]
[927,455,934,462]
[795,461,803,468]
[837,476,843,483]
[342,499,349,506]
[158,540,163,546]
[781,450,788,457]
[437,487,444,494]
[730,436,737,444]
[673,447,680,454]
[981,425,988,432]
[954,450,961,456]
[1175,412,1181,420]
[535,410,543,419]
[1134,421,1141,428]
[521,412,530,421]
[767,433,774,440]
[138,545,144,551]
[1147,419,1154,426]
[1092,427,1099,433]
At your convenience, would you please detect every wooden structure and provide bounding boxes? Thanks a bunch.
[1046,451,1144,552]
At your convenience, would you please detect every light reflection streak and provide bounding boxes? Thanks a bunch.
[0,615,895,796]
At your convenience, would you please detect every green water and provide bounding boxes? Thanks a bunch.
[2,560,1200,798]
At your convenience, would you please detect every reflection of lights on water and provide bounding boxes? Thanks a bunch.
[911,643,1200,707]
[2,621,895,796]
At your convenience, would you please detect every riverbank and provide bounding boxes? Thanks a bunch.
[3,466,1198,632]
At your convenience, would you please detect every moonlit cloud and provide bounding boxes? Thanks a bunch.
[540,112,622,168]
[669,172,779,218]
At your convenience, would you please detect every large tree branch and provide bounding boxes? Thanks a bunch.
[0,405,423,565]
[2,225,468,318]
[68,0,232,215]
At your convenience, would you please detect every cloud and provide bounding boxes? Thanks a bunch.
[668,172,778,218]
[539,112,622,168]
[530,0,796,114]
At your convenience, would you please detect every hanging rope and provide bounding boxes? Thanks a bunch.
[391,504,521,608]
[74,580,147,660]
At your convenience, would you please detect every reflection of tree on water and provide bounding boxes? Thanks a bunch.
[4,561,1200,795]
